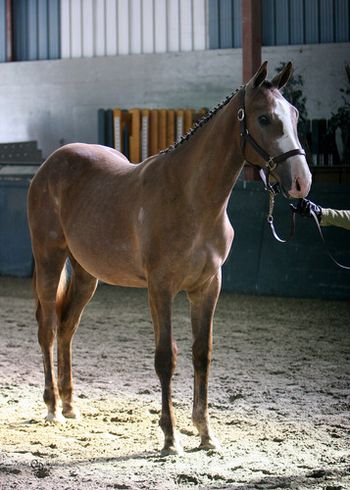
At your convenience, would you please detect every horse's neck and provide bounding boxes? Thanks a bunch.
[167,96,244,214]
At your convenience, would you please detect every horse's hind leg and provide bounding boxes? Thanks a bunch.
[34,250,67,423]
[57,257,97,418]
[188,271,222,450]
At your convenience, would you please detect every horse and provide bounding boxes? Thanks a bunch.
[27,61,312,455]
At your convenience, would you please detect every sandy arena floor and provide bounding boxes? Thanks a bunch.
[0,277,349,489]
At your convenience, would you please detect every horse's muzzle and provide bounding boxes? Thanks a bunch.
[288,172,312,199]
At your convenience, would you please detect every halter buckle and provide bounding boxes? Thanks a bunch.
[237,108,245,121]
[266,157,277,172]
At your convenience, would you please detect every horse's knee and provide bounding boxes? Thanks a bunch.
[38,323,57,348]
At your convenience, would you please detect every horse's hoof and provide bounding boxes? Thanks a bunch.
[160,440,184,456]
[62,407,81,420]
[199,436,222,452]
[45,412,66,424]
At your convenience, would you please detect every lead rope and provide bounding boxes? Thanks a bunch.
[266,190,296,243]
[309,210,350,270]
[269,195,350,269]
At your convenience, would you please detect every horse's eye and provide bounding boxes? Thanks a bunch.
[258,115,271,126]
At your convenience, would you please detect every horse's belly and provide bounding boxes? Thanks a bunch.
[66,237,147,288]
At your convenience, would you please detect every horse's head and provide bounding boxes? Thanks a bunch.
[241,61,311,199]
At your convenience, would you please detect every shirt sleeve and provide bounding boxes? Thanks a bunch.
[320,208,350,230]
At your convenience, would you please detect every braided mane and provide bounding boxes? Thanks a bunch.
[159,85,243,155]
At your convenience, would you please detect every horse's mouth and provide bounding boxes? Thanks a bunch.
[270,181,290,199]
[274,179,298,200]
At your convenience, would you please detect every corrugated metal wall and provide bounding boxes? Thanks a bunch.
[208,0,241,49]
[0,0,6,62]
[262,0,350,45]
[1,0,349,62]
[10,0,60,61]
[209,0,350,48]
[60,0,207,58]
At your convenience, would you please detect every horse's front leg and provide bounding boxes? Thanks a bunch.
[188,270,222,450]
[148,283,182,455]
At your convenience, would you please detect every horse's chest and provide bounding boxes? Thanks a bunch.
[141,211,234,288]
[174,225,233,274]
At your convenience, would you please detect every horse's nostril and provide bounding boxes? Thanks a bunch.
[296,178,301,192]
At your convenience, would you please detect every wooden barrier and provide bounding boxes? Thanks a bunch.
[98,107,205,163]
[129,109,141,163]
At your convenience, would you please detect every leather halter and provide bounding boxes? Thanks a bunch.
[236,87,349,267]
[237,86,307,242]
[237,86,306,195]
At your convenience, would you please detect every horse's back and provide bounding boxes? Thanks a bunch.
[28,143,148,286]
[28,143,137,222]
[32,143,132,184]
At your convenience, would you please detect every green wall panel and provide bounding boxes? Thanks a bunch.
[223,182,350,299]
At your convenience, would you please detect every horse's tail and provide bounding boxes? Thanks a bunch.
[56,260,70,321]
[32,259,70,323]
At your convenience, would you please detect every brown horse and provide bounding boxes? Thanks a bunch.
[27,62,311,455]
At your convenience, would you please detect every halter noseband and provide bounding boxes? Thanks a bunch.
[238,86,306,194]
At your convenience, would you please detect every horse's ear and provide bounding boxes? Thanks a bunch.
[247,61,268,89]
[271,61,293,89]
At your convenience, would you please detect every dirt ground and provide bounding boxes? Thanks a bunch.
[0,277,349,490]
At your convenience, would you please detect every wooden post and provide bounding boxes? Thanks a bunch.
[129,109,141,163]
[166,110,175,146]
[242,0,262,83]
[6,0,12,61]
[149,110,159,155]
[242,0,262,180]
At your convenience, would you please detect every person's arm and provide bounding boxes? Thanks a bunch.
[320,208,350,230]
[291,199,350,231]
